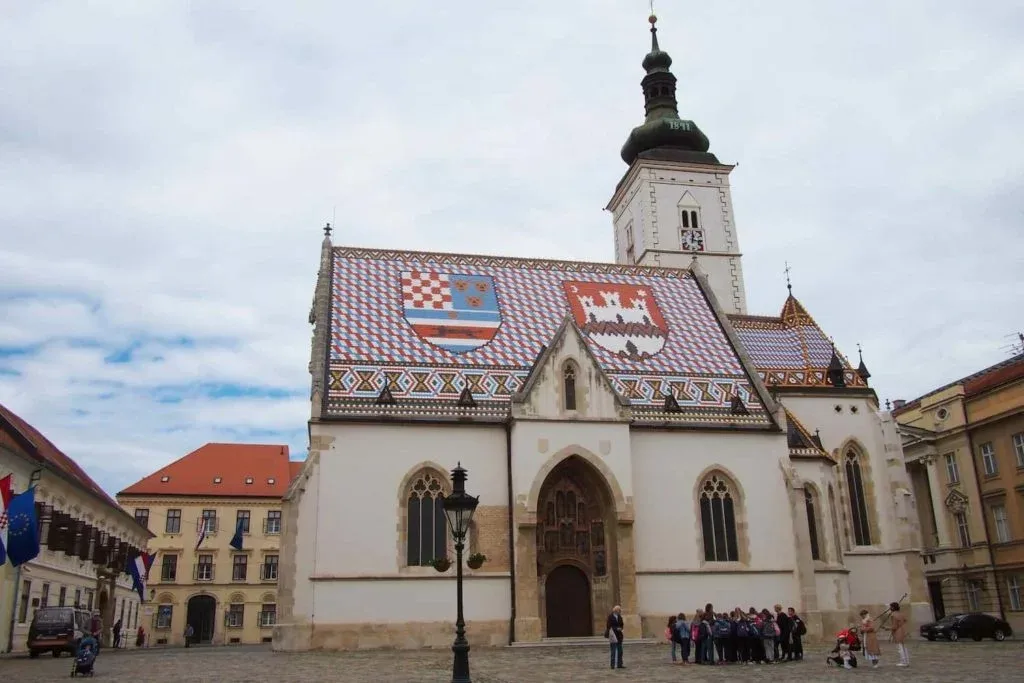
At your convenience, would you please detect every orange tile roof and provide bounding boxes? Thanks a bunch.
[0,402,121,510]
[893,353,1024,415]
[118,443,300,498]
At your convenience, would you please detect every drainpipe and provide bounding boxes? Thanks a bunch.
[6,566,22,653]
[963,427,1007,620]
[505,418,516,645]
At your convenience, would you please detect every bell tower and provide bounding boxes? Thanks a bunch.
[606,13,748,315]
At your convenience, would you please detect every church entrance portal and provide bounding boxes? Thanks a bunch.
[536,455,617,638]
[186,595,216,644]
[545,565,592,637]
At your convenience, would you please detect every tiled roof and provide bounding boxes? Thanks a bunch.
[0,402,121,509]
[118,443,296,498]
[728,295,865,389]
[784,408,832,461]
[326,247,769,424]
[893,353,1024,415]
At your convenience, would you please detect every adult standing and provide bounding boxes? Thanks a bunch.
[604,605,625,670]
[184,623,194,649]
[112,618,122,649]
[787,607,806,660]
[860,609,881,668]
[888,602,909,667]
[773,604,792,661]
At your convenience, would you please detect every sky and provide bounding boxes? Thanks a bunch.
[1,1,1022,498]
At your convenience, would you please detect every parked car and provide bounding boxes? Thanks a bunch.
[919,613,1013,642]
[27,606,92,658]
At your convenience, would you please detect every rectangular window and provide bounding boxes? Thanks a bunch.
[1013,433,1024,468]
[265,511,282,535]
[943,453,960,484]
[196,555,214,581]
[232,555,248,581]
[165,509,181,534]
[85,590,94,611]
[261,555,279,581]
[955,511,971,548]
[993,505,1011,543]
[226,603,244,628]
[236,510,251,534]
[58,586,66,607]
[74,589,81,609]
[160,554,178,582]
[155,605,173,630]
[625,221,635,263]
[259,604,277,627]
[201,509,218,533]
[981,442,998,476]
[134,508,150,529]
[18,580,31,623]
[40,583,50,608]
[1009,576,1023,611]
[966,580,983,611]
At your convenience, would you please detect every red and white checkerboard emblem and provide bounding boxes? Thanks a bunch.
[401,271,502,353]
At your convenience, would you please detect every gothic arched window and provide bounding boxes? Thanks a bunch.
[699,473,740,562]
[406,469,448,566]
[844,449,872,546]
[828,484,844,558]
[563,364,577,411]
[805,487,821,561]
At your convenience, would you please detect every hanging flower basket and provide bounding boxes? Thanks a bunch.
[467,553,487,570]
[431,557,451,572]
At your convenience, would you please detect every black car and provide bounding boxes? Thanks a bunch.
[919,613,1013,642]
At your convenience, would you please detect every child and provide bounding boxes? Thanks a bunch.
[827,627,860,669]
[675,612,691,664]
[666,615,679,663]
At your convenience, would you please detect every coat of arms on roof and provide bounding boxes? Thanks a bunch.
[401,271,502,353]
[562,281,669,361]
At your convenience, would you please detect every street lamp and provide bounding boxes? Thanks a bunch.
[442,463,479,683]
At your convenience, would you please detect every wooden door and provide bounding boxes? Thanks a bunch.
[545,564,592,637]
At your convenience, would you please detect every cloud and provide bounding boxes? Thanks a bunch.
[1,0,1022,496]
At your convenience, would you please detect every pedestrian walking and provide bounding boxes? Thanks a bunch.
[184,623,194,648]
[604,605,624,669]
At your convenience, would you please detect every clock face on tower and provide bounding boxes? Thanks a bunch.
[681,229,705,252]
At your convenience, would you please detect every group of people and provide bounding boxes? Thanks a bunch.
[664,603,806,666]
[829,602,910,669]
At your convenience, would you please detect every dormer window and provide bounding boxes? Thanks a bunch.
[160,476,170,483]
[213,477,222,484]
[563,364,577,411]
[267,478,276,485]
[245,477,254,485]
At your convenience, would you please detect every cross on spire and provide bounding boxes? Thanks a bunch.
[323,222,332,237]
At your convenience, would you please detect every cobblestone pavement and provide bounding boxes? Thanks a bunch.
[1,640,1020,682]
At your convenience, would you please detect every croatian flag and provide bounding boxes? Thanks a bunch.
[0,474,13,565]
[128,551,155,601]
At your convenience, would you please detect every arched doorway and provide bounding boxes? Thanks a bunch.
[186,595,216,644]
[545,565,592,637]
[536,454,617,637]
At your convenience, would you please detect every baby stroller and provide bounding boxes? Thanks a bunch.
[71,645,96,677]
[826,627,861,669]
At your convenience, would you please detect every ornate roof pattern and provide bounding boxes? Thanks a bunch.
[326,248,768,423]
[728,295,866,389]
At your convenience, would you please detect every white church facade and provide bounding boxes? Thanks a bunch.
[274,17,929,651]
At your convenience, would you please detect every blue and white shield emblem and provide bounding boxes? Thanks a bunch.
[401,271,502,353]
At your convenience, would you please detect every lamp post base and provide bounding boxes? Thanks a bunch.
[451,638,472,683]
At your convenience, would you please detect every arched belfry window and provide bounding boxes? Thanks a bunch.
[563,364,577,411]
[406,469,448,566]
[844,449,872,546]
[805,488,821,561]
[699,473,740,562]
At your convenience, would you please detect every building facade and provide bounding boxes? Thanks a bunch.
[1,403,152,653]
[117,443,299,646]
[897,353,1024,631]
[274,17,929,651]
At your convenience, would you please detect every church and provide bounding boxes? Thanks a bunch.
[274,16,929,651]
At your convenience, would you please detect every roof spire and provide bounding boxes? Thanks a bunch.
[649,5,661,53]
[323,222,333,238]
[827,339,846,388]
[856,342,872,383]
[784,261,793,294]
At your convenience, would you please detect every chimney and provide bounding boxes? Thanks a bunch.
[893,399,906,410]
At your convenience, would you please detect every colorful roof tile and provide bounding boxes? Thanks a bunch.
[326,248,769,424]
[0,402,122,510]
[118,443,297,498]
[784,408,832,461]
[728,295,866,389]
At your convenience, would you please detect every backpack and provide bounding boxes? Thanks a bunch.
[761,618,776,638]
[713,618,731,638]
[735,620,750,638]
[676,620,691,640]
[795,617,807,637]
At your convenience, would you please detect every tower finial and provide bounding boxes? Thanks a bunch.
[323,222,332,238]
[784,261,793,294]
[649,3,660,52]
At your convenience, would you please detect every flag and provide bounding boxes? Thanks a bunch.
[0,473,13,565]
[5,486,40,567]
[128,551,155,601]
[229,518,244,551]
[195,516,207,551]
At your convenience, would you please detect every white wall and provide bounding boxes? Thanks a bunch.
[288,456,319,622]
[630,430,794,571]
[312,577,509,623]
[845,554,906,609]
[638,573,796,615]
[814,570,851,612]
[316,423,507,575]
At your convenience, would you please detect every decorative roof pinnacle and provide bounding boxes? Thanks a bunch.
[323,222,333,238]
